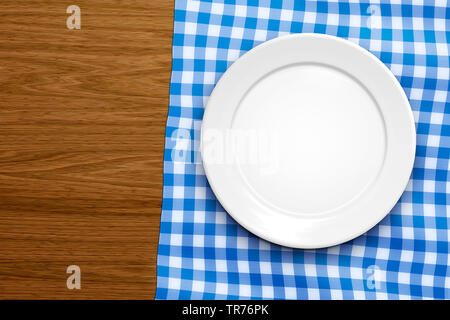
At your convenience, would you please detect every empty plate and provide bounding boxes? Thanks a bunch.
[201,34,415,249]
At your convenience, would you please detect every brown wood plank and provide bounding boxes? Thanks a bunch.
[0,0,173,299]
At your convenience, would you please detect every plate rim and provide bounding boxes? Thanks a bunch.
[201,33,416,249]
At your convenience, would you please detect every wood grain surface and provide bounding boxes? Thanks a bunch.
[0,0,173,299]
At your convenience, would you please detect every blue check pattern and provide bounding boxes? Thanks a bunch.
[156,0,449,299]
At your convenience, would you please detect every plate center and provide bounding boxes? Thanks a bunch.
[231,63,386,215]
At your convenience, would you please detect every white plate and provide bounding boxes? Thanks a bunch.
[201,34,415,249]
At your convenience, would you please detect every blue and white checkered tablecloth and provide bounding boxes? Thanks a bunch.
[156,0,449,299]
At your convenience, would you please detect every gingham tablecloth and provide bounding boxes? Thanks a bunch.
[156,0,449,299]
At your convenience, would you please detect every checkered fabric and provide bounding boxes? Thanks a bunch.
[156,0,449,299]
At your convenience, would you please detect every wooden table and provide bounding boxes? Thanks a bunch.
[0,0,173,299]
